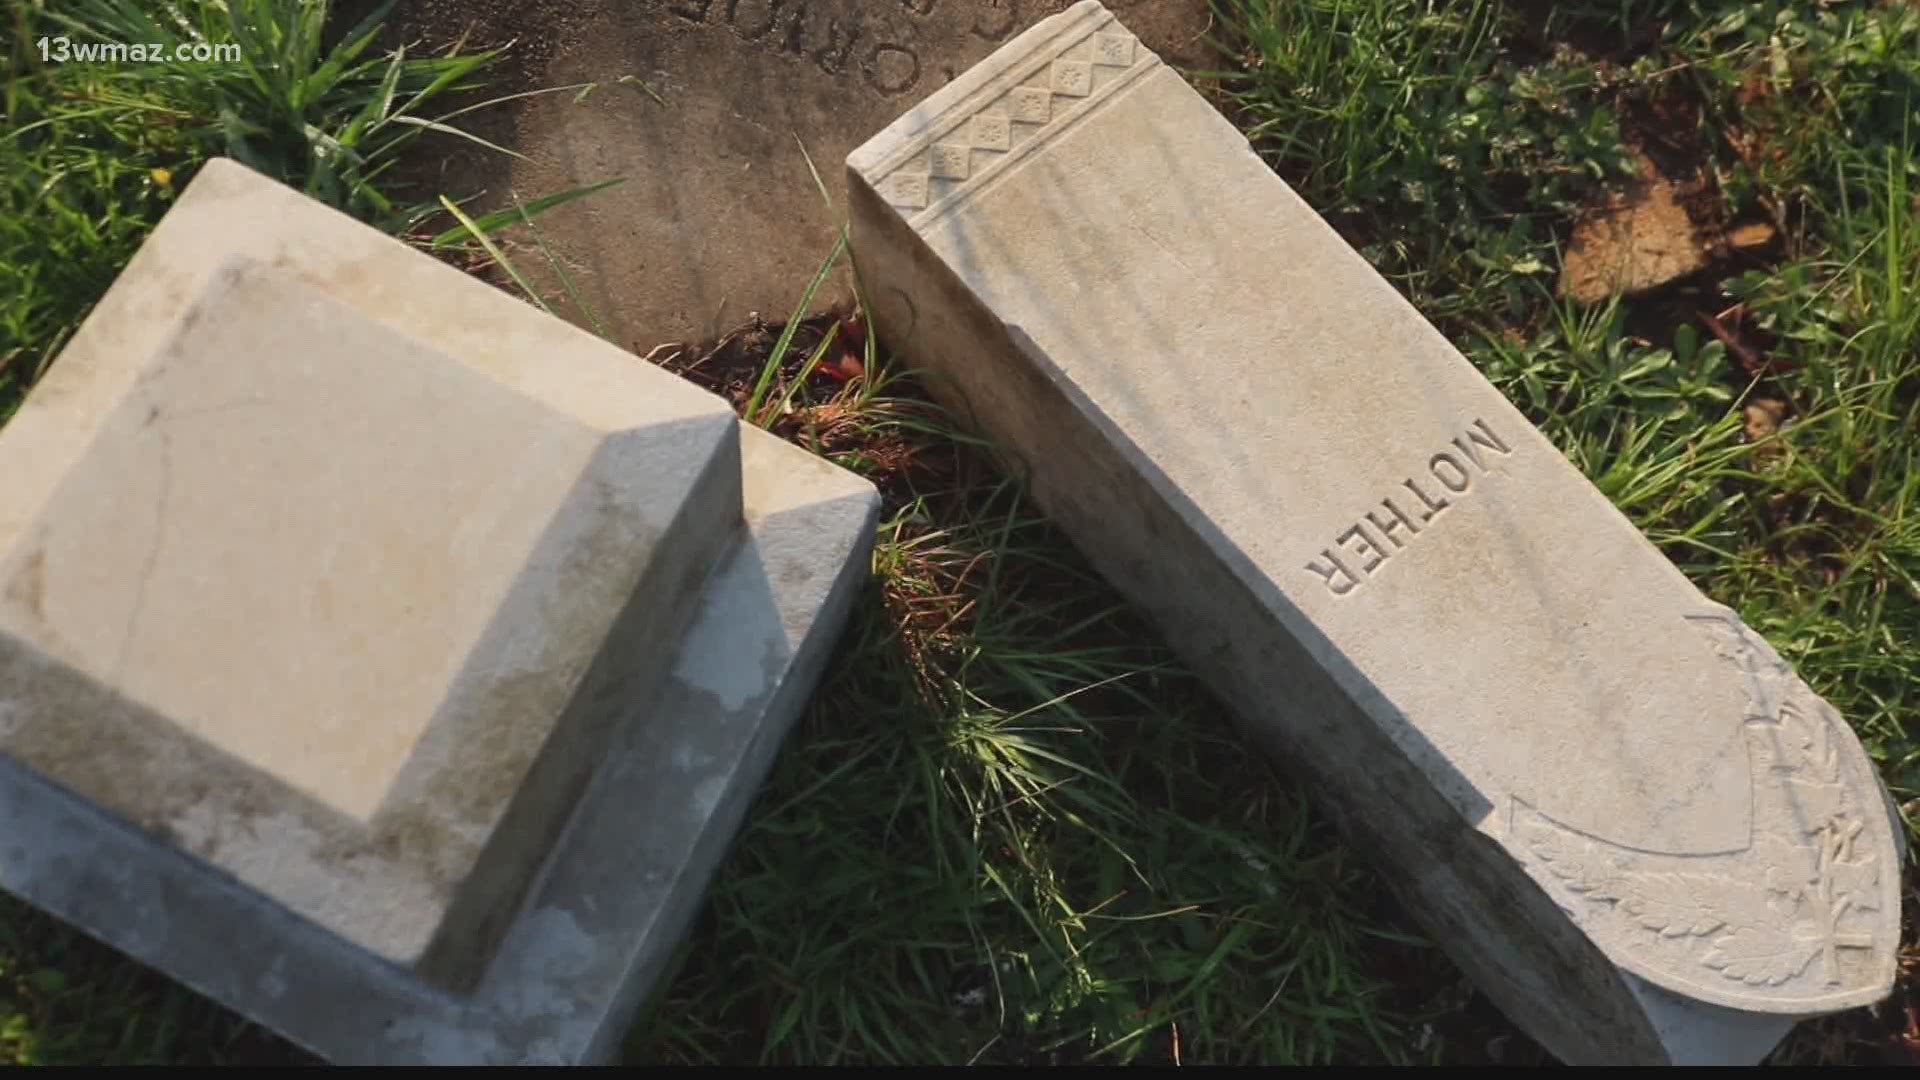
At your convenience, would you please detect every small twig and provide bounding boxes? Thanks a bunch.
[638,341,683,367]
[683,330,743,375]
[1698,308,1768,375]
[965,1033,1001,1067]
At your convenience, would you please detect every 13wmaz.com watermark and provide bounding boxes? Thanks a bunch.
[36,36,242,64]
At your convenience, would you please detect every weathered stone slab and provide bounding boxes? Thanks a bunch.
[847,1,1903,1063]
[0,159,879,1061]
[387,0,1216,348]
[1,256,739,993]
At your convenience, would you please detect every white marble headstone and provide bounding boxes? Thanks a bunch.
[847,1,1903,1062]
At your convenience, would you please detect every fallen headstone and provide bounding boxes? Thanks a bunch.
[0,158,878,1063]
[847,1,1904,1063]
[387,0,1217,349]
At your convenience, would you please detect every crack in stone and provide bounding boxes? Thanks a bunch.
[114,389,174,682]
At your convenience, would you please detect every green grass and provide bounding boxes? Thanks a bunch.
[0,0,602,424]
[0,0,1916,1066]
[640,348,1422,1064]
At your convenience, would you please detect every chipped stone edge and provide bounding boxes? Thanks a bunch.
[0,421,879,1063]
[1621,974,1798,1065]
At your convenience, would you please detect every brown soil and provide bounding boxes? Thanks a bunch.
[1558,148,1714,305]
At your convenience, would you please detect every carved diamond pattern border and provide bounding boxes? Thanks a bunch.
[1009,86,1051,124]
[876,28,1143,214]
[887,172,930,210]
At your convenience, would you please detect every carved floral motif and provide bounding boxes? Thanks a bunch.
[1515,608,1898,1010]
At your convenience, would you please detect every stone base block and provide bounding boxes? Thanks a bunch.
[0,159,878,1062]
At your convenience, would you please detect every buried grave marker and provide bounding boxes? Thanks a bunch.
[387,0,1215,347]
[847,0,1904,1063]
